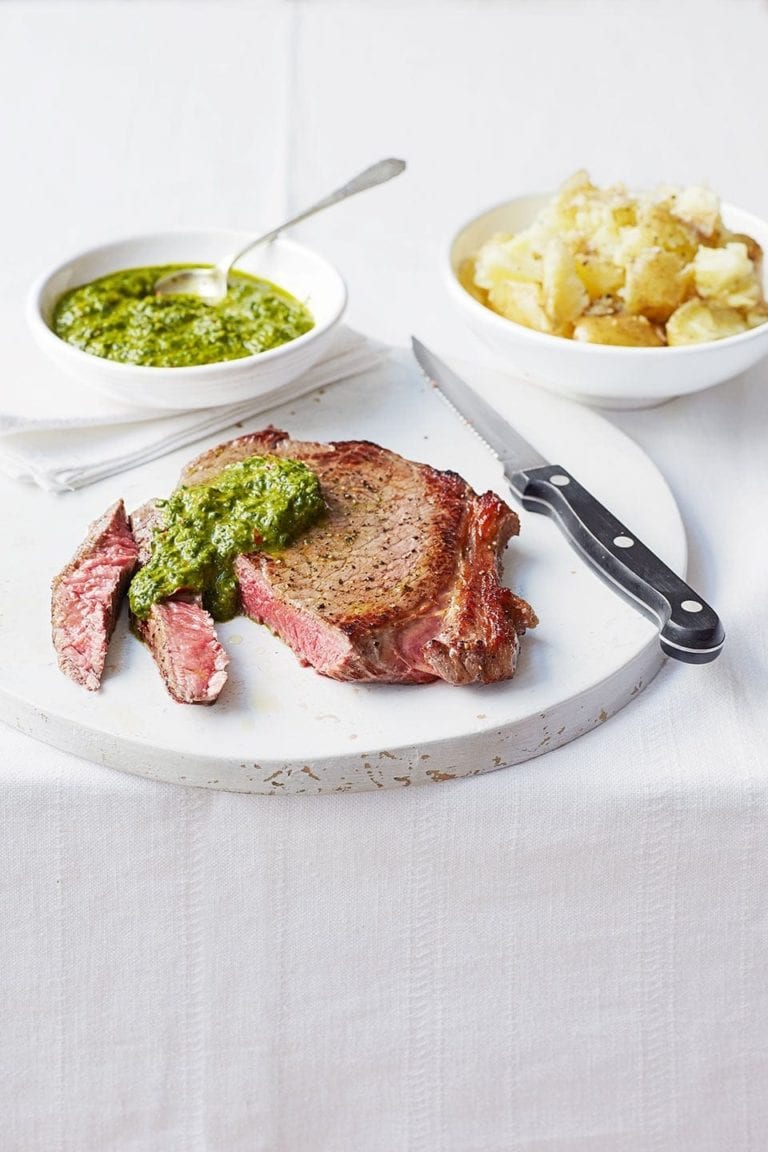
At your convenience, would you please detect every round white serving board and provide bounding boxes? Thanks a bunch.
[0,352,685,794]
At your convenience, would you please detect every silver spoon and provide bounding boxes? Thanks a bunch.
[154,157,406,304]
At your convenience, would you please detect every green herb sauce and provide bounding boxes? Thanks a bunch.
[52,265,314,367]
[128,455,324,621]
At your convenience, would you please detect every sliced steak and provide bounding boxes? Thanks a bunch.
[129,501,229,705]
[181,429,537,685]
[51,499,139,690]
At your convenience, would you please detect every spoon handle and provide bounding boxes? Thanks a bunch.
[221,158,406,276]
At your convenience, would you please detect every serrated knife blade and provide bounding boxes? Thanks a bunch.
[411,337,724,665]
[412,338,548,474]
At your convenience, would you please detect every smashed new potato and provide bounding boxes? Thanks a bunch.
[666,300,748,346]
[470,171,767,346]
[574,315,665,347]
[623,249,690,323]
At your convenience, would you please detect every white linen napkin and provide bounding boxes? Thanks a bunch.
[0,327,386,492]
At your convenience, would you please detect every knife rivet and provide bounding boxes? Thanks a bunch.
[681,599,703,613]
[614,536,634,548]
[550,474,570,486]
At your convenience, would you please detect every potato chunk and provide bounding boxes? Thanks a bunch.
[666,299,748,345]
[542,238,588,325]
[725,232,763,270]
[691,242,761,309]
[670,186,721,239]
[573,314,665,347]
[622,248,691,323]
[746,304,768,329]
[474,233,541,289]
[614,205,699,266]
[488,281,555,334]
[575,254,625,300]
[458,258,488,305]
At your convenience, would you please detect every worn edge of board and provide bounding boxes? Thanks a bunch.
[0,639,664,794]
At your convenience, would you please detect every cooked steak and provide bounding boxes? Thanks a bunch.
[181,429,537,685]
[51,499,139,690]
[129,502,229,705]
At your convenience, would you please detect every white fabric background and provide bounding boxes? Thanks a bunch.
[1,2,767,1149]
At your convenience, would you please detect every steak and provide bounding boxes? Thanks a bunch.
[181,429,537,685]
[129,502,229,705]
[51,499,139,690]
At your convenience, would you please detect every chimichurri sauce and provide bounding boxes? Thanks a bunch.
[52,265,314,367]
[128,455,325,621]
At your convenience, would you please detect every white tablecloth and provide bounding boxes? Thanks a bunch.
[2,2,767,1148]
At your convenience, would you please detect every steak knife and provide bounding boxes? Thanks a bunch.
[412,338,724,664]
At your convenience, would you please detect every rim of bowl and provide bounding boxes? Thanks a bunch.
[444,195,768,356]
[27,229,348,374]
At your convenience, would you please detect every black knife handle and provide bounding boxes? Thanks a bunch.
[507,465,725,664]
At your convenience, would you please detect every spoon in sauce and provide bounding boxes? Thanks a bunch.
[154,157,406,304]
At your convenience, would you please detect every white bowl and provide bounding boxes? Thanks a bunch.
[27,229,347,411]
[445,194,768,408]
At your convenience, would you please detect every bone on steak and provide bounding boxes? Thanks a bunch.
[129,501,229,705]
[51,499,139,690]
[180,429,537,686]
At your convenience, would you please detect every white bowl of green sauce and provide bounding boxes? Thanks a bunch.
[28,229,347,410]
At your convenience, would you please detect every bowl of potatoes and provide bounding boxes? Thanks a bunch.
[446,171,768,407]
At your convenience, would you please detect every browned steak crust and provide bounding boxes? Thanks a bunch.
[182,429,537,685]
[51,499,139,690]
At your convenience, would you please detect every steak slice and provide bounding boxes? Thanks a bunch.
[129,502,229,705]
[51,499,139,690]
[181,429,537,685]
